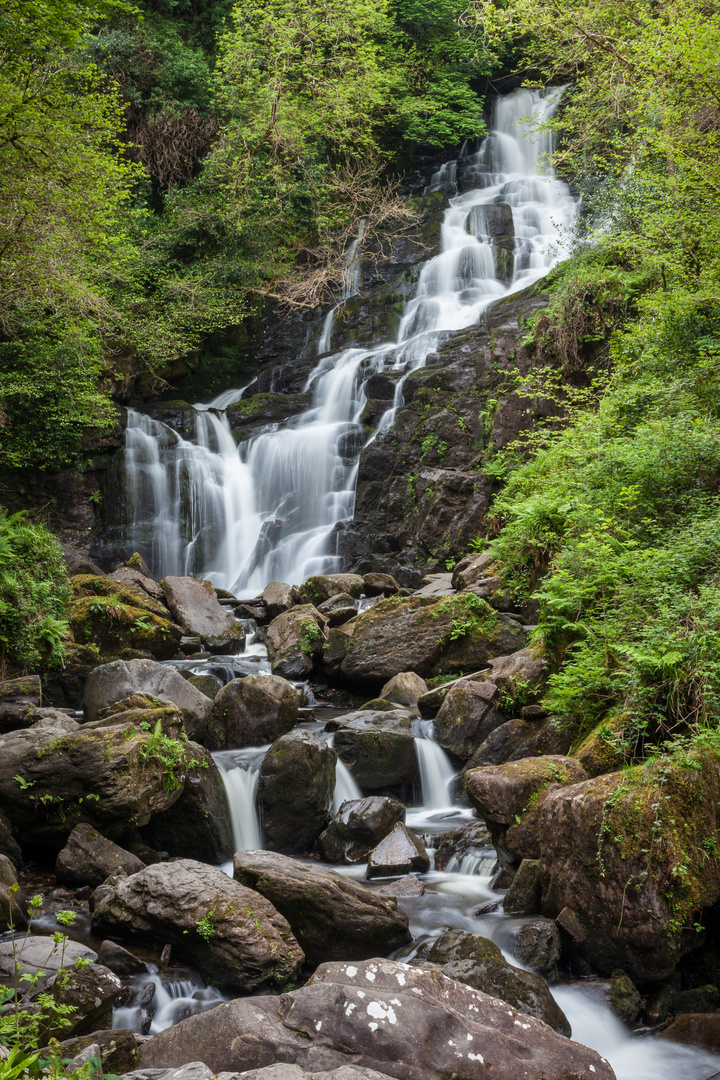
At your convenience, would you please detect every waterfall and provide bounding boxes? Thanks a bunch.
[413,723,456,810]
[326,732,363,812]
[214,754,263,851]
[118,88,576,590]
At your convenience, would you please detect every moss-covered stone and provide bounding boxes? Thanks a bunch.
[71,575,168,618]
[68,596,182,661]
[573,714,633,778]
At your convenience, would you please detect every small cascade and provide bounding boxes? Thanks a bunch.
[214,751,264,851]
[116,88,576,591]
[326,732,363,812]
[413,722,456,811]
[112,969,224,1035]
[445,851,497,876]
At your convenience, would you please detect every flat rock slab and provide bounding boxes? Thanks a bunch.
[0,936,97,979]
[376,874,425,897]
[233,850,411,965]
[137,958,615,1080]
[161,576,243,651]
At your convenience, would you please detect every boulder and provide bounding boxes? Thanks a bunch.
[573,718,628,778]
[91,859,304,993]
[98,939,147,975]
[296,574,364,606]
[71,574,169,618]
[671,985,720,1015]
[501,748,720,982]
[511,920,561,981]
[142,744,233,864]
[503,859,542,915]
[375,874,425,897]
[362,573,401,597]
[413,574,456,598]
[331,713,417,790]
[378,672,428,708]
[464,715,575,770]
[55,1029,140,1074]
[259,730,336,853]
[265,605,328,680]
[0,852,27,928]
[0,719,189,851]
[433,821,492,872]
[484,647,548,710]
[136,958,614,1079]
[262,581,295,619]
[451,552,495,591]
[0,675,41,733]
[366,823,429,878]
[29,708,80,733]
[426,930,569,1035]
[206,675,300,751]
[465,756,587,828]
[317,594,359,627]
[110,566,165,603]
[233,850,411,965]
[68,584,183,662]
[83,659,212,742]
[56,823,145,887]
[160,576,244,652]
[0,936,97,984]
[186,674,221,700]
[320,796,406,864]
[417,671,488,718]
[658,1014,720,1052]
[434,680,504,760]
[38,962,123,1044]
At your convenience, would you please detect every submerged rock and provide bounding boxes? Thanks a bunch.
[206,674,300,751]
[56,823,145,887]
[233,850,411,965]
[366,823,429,878]
[320,795,406,864]
[259,729,336,853]
[91,859,304,993]
[137,957,614,1079]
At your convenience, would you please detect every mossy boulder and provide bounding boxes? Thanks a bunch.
[465,715,576,771]
[68,595,182,661]
[573,715,631,778]
[434,679,504,760]
[71,575,169,618]
[259,730,336,854]
[265,604,328,679]
[296,574,364,605]
[501,747,720,981]
[206,674,300,751]
[465,756,587,829]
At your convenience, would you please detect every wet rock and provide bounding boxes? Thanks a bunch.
[142,744,233,864]
[319,796,406,863]
[262,581,295,619]
[426,930,570,1035]
[296,574,364,605]
[366,823,429,878]
[484,647,548,711]
[0,809,22,868]
[0,852,27,928]
[608,974,642,1023]
[317,626,351,679]
[451,552,495,591]
[416,671,488,717]
[433,820,491,871]
[0,675,41,732]
[137,957,613,1079]
[160,576,244,653]
[658,1014,720,1052]
[233,850,411,965]
[511,920,561,981]
[375,874,425,897]
[464,715,575,769]
[671,984,720,1015]
[317,595,359,627]
[265,605,328,680]
[38,962,123,1044]
[56,823,146,887]
[56,1028,140,1074]
[645,984,672,1025]
[110,566,166,603]
[502,859,542,915]
[98,939,148,975]
[186,674,221,700]
[331,712,418,789]
[434,679,503,760]
[91,859,304,993]
[339,596,446,685]
[379,672,428,707]
[83,659,212,742]
[207,675,300,751]
[362,573,400,596]
[465,756,587,828]
[259,730,336,854]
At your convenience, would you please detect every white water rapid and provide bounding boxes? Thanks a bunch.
[118,87,576,591]
[213,750,264,852]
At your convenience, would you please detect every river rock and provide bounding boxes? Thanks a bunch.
[413,573,456,597]
[511,920,561,980]
[0,808,21,867]
[433,820,492,872]
[434,680,504,760]
[379,672,428,707]
[451,552,495,591]
[362,572,401,596]
[206,675,300,751]
[161,576,244,652]
[110,566,166,603]
[98,939,147,975]
[0,675,41,732]
[56,1028,140,1074]
[136,957,614,1079]
[233,850,411,964]
[68,576,183,661]
[0,719,188,852]
[259,730,336,853]
[142,744,233,864]
[319,796,406,863]
[426,930,570,1035]
[366,823,429,878]
[484,647,548,710]
[464,715,575,769]
[375,874,425,897]
[502,858,542,915]
[658,1014,720,1052]
[262,581,295,619]
[331,712,417,789]
[265,605,328,679]
[91,859,304,993]
[0,852,27,928]
[416,671,488,717]
[56,823,146,887]
[38,961,123,1044]
[296,574,364,605]
[317,593,359,626]
[29,708,81,733]
[465,756,588,828]
[83,659,213,741]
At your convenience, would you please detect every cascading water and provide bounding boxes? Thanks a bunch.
[118,88,576,591]
[413,720,456,811]
[213,750,264,851]
[326,733,363,812]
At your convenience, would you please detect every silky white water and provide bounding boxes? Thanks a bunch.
[213,750,264,852]
[119,87,576,591]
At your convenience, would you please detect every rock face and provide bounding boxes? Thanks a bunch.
[331,712,417,790]
[465,756,588,829]
[206,675,300,751]
[265,605,328,679]
[161,576,243,652]
[91,859,304,992]
[378,672,428,707]
[366,823,429,878]
[259,730,336,853]
[83,659,212,741]
[434,680,503,760]
[233,851,411,965]
[137,957,614,1079]
[425,930,569,1035]
[320,796,406,864]
[55,823,145,887]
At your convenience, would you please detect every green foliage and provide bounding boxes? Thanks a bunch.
[0,512,71,675]
[137,718,189,792]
